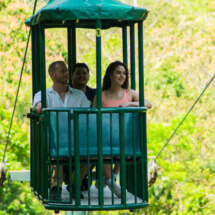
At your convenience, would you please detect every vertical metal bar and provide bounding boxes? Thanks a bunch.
[32,25,40,194]
[133,113,137,203]
[110,113,114,205]
[48,111,52,200]
[39,24,46,109]
[96,20,104,207]
[31,26,37,190]
[96,20,102,109]
[140,113,143,202]
[42,112,48,200]
[71,26,77,66]
[31,26,37,97]
[130,23,136,90]
[38,121,42,196]
[30,109,34,188]
[35,117,39,192]
[67,27,72,85]
[68,110,73,204]
[68,25,76,84]
[56,111,60,201]
[122,26,128,65]
[138,21,144,107]
[87,113,91,205]
[74,111,81,206]
[97,111,103,206]
[39,24,48,199]
[39,120,43,196]
[138,21,148,203]
[142,113,148,203]
[120,112,126,205]
[36,26,41,93]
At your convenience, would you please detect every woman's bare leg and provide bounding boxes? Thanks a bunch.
[113,164,120,175]
[103,164,112,180]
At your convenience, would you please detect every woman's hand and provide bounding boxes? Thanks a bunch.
[119,102,139,107]
[119,102,131,107]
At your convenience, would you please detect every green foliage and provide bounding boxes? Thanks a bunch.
[0,182,48,215]
[0,0,214,214]
[149,61,185,97]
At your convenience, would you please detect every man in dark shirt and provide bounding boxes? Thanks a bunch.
[70,63,96,107]
[64,63,96,191]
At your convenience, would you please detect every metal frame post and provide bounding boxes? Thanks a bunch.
[138,21,144,107]
[130,23,136,90]
[122,26,128,65]
[138,21,148,202]
[68,24,76,84]
[96,19,104,207]
[39,24,48,199]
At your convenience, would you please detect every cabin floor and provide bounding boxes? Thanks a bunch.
[57,185,143,205]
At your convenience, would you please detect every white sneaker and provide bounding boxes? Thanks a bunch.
[106,179,121,198]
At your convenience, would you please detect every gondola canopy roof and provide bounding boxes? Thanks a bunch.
[25,0,149,29]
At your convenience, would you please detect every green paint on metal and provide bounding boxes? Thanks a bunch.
[130,23,136,89]
[122,26,127,65]
[96,20,102,109]
[68,110,73,204]
[68,27,72,84]
[120,112,126,205]
[56,111,60,201]
[39,25,46,109]
[133,113,137,203]
[74,112,81,206]
[25,0,148,28]
[138,21,144,107]
[87,114,91,205]
[143,114,148,202]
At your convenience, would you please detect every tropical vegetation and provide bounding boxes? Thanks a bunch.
[0,0,214,214]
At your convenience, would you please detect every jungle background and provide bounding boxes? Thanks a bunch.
[0,0,214,214]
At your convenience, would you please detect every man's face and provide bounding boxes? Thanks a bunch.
[71,67,89,86]
[51,63,69,85]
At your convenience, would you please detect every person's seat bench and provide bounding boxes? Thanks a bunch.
[48,110,142,158]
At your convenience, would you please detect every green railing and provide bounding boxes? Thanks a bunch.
[30,107,149,210]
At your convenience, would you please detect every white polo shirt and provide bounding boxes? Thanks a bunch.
[33,86,89,108]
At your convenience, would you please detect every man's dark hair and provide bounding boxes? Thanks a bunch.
[102,61,129,91]
[72,63,89,73]
[48,61,66,74]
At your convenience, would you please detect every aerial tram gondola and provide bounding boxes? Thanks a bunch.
[8,0,150,212]
[1,1,214,213]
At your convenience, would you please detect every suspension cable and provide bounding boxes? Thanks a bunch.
[2,0,38,162]
[154,73,215,161]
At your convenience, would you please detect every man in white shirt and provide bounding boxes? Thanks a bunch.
[33,61,89,200]
[33,62,89,113]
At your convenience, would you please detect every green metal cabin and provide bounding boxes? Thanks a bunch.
[26,0,149,212]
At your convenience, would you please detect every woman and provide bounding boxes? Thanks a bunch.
[93,61,152,197]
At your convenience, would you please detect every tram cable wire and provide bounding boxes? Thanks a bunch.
[2,0,38,164]
[154,73,215,160]
[148,73,215,186]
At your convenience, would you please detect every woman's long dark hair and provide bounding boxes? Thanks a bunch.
[102,61,129,91]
